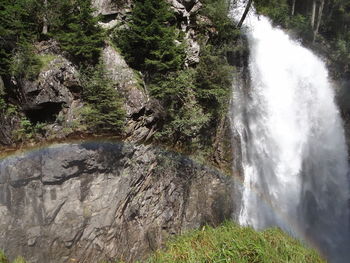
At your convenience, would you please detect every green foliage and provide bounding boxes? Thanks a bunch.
[195,45,233,115]
[81,61,125,133]
[145,221,324,263]
[50,0,105,65]
[153,70,210,145]
[0,0,40,75]
[289,14,311,38]
[114,0,185,76]
[0,250,26,263]
[11,257,26,263]
[38,54,58,70]
[255,0,290,27]
[10,42,43,80]
[0,250,9,263]
[200,0,240,45]
[13,116,46,141]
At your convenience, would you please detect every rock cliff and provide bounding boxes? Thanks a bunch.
[0,142,237,262]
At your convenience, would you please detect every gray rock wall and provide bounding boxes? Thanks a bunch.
[0,142,237,262]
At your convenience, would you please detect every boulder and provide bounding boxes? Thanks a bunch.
[0,142,237,262]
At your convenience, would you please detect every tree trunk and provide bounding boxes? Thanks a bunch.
[42,0,48,35]
[311,0,316,29]
[313,0,325,43]
[238,0,253,28]
[291,0,296,16]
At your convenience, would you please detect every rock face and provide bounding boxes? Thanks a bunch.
[0,142,236,262]
[92,0,132,29]
[102,45,146,117]
[16,56,82,126]
[168,0,202,65]
[101,45,164,142]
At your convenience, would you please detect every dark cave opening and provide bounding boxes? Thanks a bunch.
[25,102,63,124]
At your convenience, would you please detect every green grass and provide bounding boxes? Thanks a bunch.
[38,54,58,71]
[143,221,324,263]
[0,250,26,263]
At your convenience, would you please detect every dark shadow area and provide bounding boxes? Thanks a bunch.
[25,102,63,124]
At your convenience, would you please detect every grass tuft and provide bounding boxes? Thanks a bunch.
[144,221,324,263]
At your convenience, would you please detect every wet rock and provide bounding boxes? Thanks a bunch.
[0,142,236,263]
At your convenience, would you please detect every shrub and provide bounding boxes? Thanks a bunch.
[0,0,40,75]
[10,42,42,80]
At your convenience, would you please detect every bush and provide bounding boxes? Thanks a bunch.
[0,251,26,263]
[0,0,40,75]
[10,42,43,81]
[13,116,46,141]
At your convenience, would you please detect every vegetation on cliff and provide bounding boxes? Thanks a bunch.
[114,0,238,155]
[0,0,121,140]
[0,0,239,155]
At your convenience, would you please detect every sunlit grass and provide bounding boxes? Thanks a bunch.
[0,251,26,263]
[143,221,324,263]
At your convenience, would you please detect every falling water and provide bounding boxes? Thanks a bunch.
[230,1,350,262]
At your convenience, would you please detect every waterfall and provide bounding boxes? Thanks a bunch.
[230,1,350,262]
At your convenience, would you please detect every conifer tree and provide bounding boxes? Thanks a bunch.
[0,0,39,75]
[81,61,125,132]
[51,0,104,65]
[116,0,185,77]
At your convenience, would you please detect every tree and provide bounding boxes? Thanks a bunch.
[0,0,39,75]
[115,0,185,78]
[50,0,104,65]
[81,61,125,132]
[313,0,325,42]
[238,0,253,28]
[42,0,48,35]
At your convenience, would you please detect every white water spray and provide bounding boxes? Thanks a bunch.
[230,1,350,261]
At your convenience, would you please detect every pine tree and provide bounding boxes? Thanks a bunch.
[116,0,185,77]
[81,61,125,132]
[0,0,39,75]
[51,0,104,65]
